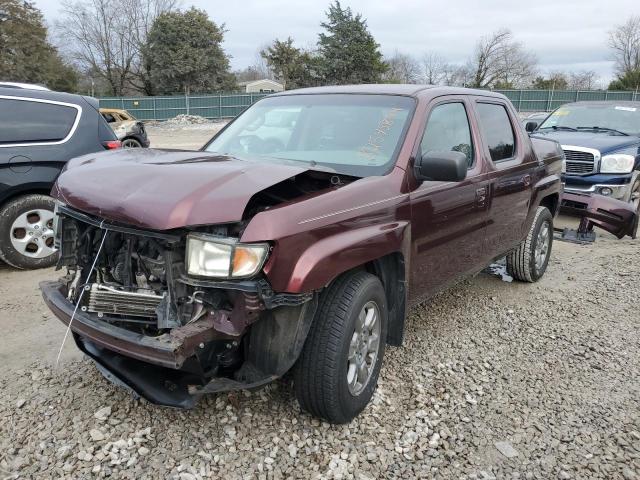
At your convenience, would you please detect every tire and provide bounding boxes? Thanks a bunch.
[122,137,142,148]
[0,194,58,269]
[629,175,640,239]
[506,206,553,282]
[630,173,640,210]
[294,271,388,424]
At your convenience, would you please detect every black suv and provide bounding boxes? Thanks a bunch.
[0,85,120,269]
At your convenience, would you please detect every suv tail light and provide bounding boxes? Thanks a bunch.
[102,140,122,150]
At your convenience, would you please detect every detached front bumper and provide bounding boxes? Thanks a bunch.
[560,192,638,239]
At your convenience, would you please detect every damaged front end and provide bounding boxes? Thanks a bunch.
[41,204,316,408]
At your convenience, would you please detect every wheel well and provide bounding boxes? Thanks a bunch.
[363,252,406,347]
[1,188,53,209]
[540,193,560,216]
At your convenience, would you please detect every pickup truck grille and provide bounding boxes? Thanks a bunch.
[563,149,596,175]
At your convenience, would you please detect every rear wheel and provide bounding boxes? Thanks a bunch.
[506,206,553,282]
[122,137,142,148]
[0,194,58,269]
[294,271,387,424]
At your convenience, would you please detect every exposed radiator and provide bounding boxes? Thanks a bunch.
[83,283,164,318]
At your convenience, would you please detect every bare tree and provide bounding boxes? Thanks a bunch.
[421,52,448,85]
[236,46,275,82]
[467,29,537,88]
[124,0,181,94]
[608,16,640,77]
[56,0,178,95]
[568,70,600,90]
[383,51,421,83]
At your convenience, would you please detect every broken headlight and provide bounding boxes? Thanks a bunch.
[186,234,269,279]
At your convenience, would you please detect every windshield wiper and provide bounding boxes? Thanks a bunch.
[538,125,578,131]
[576,126,629,136]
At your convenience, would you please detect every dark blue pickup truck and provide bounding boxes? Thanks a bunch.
[530,101,640,215]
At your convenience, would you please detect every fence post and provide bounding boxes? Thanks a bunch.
[185,93,190,116]
[121,98,125,111]
[153,97,157,121]
[219,94,222,120]
[518,89,522,112]
[604,90,608,101]
[575,91,580,102]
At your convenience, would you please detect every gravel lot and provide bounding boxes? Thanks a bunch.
[1,124,639,479]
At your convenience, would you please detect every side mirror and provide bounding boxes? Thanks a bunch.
[415,150,467,182]
[525,121,538,133]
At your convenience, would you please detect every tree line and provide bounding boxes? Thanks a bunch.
[1,0,639,96]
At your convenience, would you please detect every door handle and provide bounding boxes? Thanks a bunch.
[476,187,487,206]
[522,174,531,187]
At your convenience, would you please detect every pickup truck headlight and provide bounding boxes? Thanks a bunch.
[186,234,269,279]
[600,154,635,174]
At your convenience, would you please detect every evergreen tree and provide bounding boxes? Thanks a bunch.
[143,7,236,94]
[0,0,79,92]
[316,1,386,84]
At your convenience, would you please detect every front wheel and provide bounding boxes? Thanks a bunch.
[294,271,387,424]
[506,206,553,282]
[0,194,58,269]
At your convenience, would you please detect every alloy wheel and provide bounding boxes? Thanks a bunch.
[122,139,142,148]
[347,301,381,396]
[534,221,551,273]
[9,208,56,259]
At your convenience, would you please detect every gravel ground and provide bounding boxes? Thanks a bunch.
[0,127,638,479]
[1,232,638,479]
[145,121,227,150]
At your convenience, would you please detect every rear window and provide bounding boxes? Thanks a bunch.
[476,103,515,162]
[0,98,78,144]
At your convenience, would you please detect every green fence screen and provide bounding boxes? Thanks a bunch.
[494,89,640,112]
[99,90,640,120]
[98,92,270,121]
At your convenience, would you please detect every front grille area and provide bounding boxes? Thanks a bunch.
[563,149,596,175]
[83,283,164,318]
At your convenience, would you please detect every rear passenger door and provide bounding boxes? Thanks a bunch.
[0,95,84,202]
[473,100,535,257]
[409,97,491,302]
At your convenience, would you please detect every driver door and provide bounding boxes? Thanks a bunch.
[409,97,491,303]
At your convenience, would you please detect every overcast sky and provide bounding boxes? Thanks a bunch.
[34,0,638,85]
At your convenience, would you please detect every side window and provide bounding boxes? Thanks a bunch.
[420,102,474,167]
[0,98,78,144]
[476,103,515,162]
[103,113,116,123]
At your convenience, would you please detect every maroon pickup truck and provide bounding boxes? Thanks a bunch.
[43,85,568,423]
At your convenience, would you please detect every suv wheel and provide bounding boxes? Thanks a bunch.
[0,194,58,269]
[294,271,387,424]
[506,206,553,282]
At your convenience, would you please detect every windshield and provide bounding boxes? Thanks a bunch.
[205,94,415,176]
[539,103,640,136]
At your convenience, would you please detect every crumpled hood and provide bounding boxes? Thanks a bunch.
[532,130,640,155]
[54,149,308,230]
